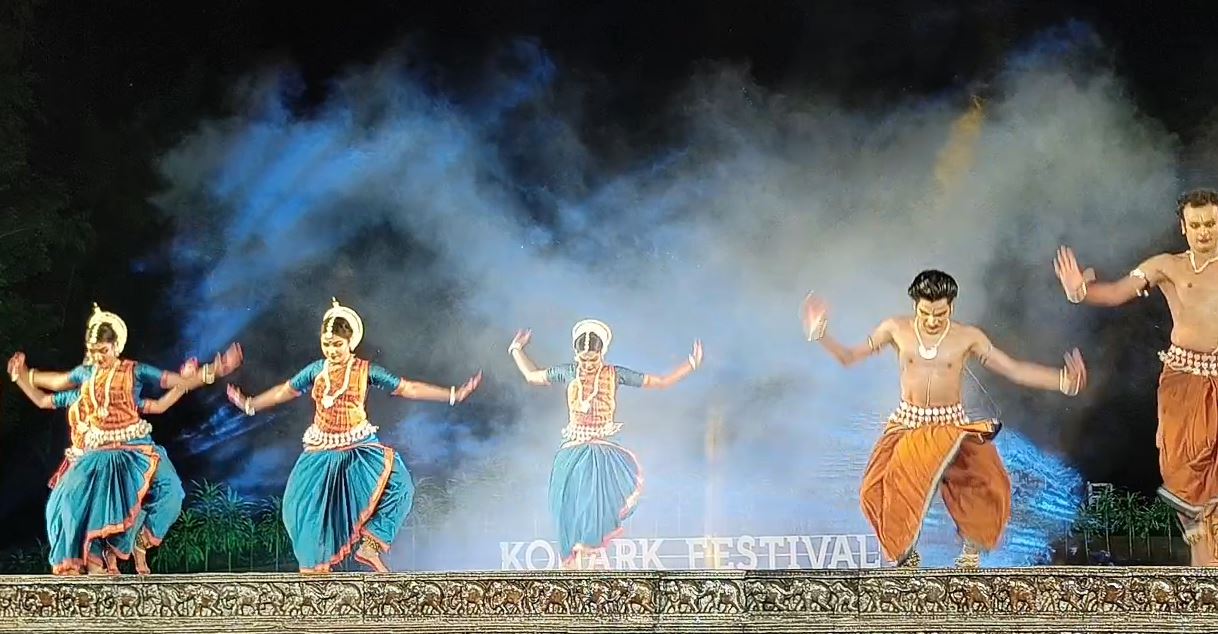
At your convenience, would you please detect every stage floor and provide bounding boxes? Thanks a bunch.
[0,566,1214,633]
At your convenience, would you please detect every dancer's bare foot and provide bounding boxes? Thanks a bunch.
[589,550,612,570]
[561,552,581,570]
[954,542,981,569]
[134,548,151,575]
[355,543,389,573]
[87,560,116,576]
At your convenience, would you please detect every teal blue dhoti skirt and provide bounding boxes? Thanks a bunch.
[282,435,414,570]
[548,438,644,562]
[45,436,184,573]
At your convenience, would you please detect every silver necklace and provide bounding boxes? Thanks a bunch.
[914,319,951,360]
[1188,250,1218,274]
[320,358,355,409]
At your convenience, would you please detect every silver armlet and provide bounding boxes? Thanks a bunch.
[1129,269,1150,297]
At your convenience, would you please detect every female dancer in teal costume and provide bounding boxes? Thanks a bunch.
[6,303,242,575]
[509,320,703,569]
[226,299,481,573]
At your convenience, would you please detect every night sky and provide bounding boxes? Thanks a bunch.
[1,0,1216,549]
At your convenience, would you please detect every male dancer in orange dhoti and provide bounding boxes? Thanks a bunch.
[802,270,1087,567]
[1054,188,1218,566]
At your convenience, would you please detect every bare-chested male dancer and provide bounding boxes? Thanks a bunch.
[1055,188,1218,566]
[803,269,1087,567]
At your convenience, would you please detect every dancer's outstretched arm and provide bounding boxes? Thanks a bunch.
[368,363,482,404]
[10,344,240,394]
[8,352,86,391]
[140,373,208,415]
[1054,246,1169,307]
[226,355,342,415]
[226,381,300,416]
[970,329,1087,396]
[165,343,245,389]
[7,354,60,409]
[640,340,702,389]
[801,293,893,367]
[508,329,550,385]
[8,352,207,411]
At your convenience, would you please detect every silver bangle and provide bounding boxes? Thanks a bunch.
[243,397,256,416]
[1058,367,1079,396]
[449,386,456,406]
[1066,281,1087,304]
[807,318,828,342]
[688,354,698,370]
[508,342,523,355]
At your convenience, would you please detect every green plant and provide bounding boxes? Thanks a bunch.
[0,540,49,574]
[1072,487,1178,538]
[146,480,296,573]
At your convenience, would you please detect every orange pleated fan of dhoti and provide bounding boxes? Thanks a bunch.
[1155,345,1218,550]
[859,402,1011,564]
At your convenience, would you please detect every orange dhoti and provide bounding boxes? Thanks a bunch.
[860,403,1011,564]
[1155,346,1218,549]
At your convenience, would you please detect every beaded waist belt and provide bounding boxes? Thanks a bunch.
[888,402,970,428]
[561,419,623,443]
[83,420,152,448]
[1160,345,1218,377]
[303,421,378,450]
[64,447,84,461]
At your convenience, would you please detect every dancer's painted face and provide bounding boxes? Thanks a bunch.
[914,299,952,336]
[320,334,352,364]
[576,350,604,370]
[86,342,117,368]
[1182,203,1218,256]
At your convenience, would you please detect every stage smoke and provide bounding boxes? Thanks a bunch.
[152,23,1177,568]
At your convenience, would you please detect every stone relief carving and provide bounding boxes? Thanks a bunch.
[0,568,1215,632]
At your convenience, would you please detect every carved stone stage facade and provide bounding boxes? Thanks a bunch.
[1,567,1217,633]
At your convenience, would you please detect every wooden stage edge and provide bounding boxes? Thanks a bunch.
[1,567,1216,633]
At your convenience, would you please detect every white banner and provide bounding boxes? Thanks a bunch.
[499,534,884,570]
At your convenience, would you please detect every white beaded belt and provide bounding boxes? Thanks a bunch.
[64,447,84,461]
[303,421,378,449]
[83,420,152,448]
[888,402,970,429]
[561,420,623,443]
[1160,345,1218,377]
